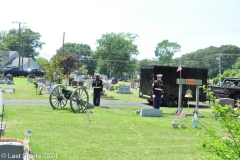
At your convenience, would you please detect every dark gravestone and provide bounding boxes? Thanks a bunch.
[0,142,24,160]
[6,74,13,81]
[69,78,74,86]
[72,80,78,87]
[219,98,235,108]
[78,81,84,86]
[110,86,114,91]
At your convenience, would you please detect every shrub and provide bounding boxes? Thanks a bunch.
[114,82,127,91]
[131,78,139,82]
[198,85,240,159]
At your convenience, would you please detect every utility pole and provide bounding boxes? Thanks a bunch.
[62,32,65,54]
[12,21,27,68]
[215,53,223,83]
[28,37,31,69]
[21,42,24,68]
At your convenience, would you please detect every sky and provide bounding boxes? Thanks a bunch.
[1,0,240,61]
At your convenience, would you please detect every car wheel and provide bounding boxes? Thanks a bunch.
[233,94,240,101]
[164,96,175,107]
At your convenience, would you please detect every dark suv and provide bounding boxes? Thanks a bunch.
[24,68,45,77]
[4,66,28,77]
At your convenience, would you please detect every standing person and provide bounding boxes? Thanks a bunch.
[92,74,103,106]
[152,74,164,109]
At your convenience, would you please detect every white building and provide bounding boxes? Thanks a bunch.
[0,50,39,70]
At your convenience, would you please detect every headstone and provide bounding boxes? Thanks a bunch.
[103,82,110,90]
[140,108,163,117]
[87,79,93,89]
[37,82,44,88]
[28,74,36,83]
[69,78,74,86]
[117,85,132,94]
[72,80,78,87]
[44,87,53,94]
[6,74,13,81]
[53,76,61,84]
[3,88,15,93]
[0,142,24,160]
[135,82,139,89]
[110,86,114,91]
[130,82,135,88]
[219,98,235,108]
[0,122,6,136]
[78,81,84,86]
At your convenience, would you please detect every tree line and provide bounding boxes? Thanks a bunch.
[1,27,240,83]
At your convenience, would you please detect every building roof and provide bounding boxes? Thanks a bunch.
[0,50,18,57]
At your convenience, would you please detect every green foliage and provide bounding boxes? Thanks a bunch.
[57,43,96,75]
[36,57,48,70]
[73,64,88,75]
[155,39,181,66]
[199,85,240,159]
[44,55,66,82]
[59,54,82,75]
[114,84,119,90]
[232,57,240,69]
[118,81,127,86]
[199,105,240,160]
[180,45,240,79]
[95,32,139,77]
[114,82,127,90]
[130,78,139,82]
[0,27,45,59]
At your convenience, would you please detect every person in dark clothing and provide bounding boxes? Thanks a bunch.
[92,74,103,106]
[152,74,164,109]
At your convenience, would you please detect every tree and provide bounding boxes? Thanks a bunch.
[0,27,44,60]
[0,31,8,50]
[36,57,48,70]
[74,64,88,75]
[95,32,139,78]
[232,57,240,69]
[45,55,66,82]
[178,45,240,79]
[57,43,96,75]
[58,54,82,75]
[136,58,156,72]
[155,40,181,66]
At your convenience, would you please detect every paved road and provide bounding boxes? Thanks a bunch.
[2,100,210,108]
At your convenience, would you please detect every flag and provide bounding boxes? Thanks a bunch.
[176,66,182,72]
[177,109,184,118]
[24,130,31,136]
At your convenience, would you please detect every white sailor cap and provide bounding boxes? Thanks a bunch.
[95,74,100,77]
[156,74,163,78]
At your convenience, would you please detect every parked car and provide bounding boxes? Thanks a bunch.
[24,68,45,77]
[210,77,240,100]
[4,66,28,77]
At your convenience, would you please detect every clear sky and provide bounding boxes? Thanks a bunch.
[1,0,240,60]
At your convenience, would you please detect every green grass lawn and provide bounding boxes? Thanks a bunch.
[1,77,147,103]
[0,77,219,159]
[2,105,218,160]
